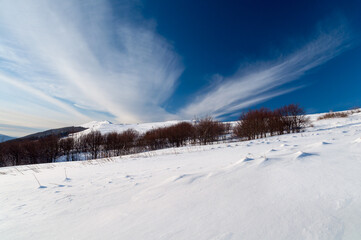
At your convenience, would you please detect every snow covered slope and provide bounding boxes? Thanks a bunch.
[74,120,187,137]
[1,112,361,239]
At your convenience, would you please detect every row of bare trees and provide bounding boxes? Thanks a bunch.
[0,135,60,167]
[140,119,230,150]
[0,118,230,167]
[234,104,309,140]
[0,105,309,167]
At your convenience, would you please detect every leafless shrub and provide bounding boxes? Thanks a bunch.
[138,122,196,150]
[279,104,309,133]
[6,142,24,166]
[0,104,311,167]
[166,122,195,147]
[194,117,227,145]
[349,107,361,114]
[80,131,103,159]
[39,135,60,163]
[23,140,41,164]
[234,108,273,140]
[59,138,74,161]
[0,143,7,167]
[118,129,139,154]
[317,112,349,120]
[234,104,310,140]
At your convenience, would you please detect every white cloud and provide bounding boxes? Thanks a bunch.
[0,0,183,136]
[0,1,353,136]
[179,27,352,119]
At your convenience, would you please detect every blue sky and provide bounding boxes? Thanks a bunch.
[0,0,360,137]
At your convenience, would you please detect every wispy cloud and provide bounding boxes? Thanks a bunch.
[0,0,183,136]
[0,1,354,137]
[179,26,352,119]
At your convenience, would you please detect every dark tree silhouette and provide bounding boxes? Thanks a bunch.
[82,131,103,159]
[59,138,74,161]
[234,104,309,140]
[195,117,227,144]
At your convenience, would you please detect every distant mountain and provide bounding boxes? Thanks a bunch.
[0,134,15,143]
[3,126,87,143]
[1,120,186,144]
[19,126,87,141]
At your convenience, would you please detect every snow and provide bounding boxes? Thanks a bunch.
[1,112,361,239]
[75,120,188,137]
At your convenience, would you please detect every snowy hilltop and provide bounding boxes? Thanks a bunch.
[1,110,361,239]
[76,119,187,136]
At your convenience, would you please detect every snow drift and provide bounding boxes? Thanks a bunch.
[1,111,361,239]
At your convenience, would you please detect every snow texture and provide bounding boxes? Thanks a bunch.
[74,120,188,137]
[1,112,361,239]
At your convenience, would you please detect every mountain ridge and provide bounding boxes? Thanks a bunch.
[0,134,15,143]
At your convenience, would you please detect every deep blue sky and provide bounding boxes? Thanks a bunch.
[140,0,361,113]
[0,0,360,136]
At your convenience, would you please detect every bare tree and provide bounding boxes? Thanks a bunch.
[7,142,23,166]
[279,104,309,133]
[83,131,103,159]
[40,135,59,163]
[195,117,226,144]
[234,104,309,140]
[23,140,41,164]
[0,143,7,167]
[59,138,74,161]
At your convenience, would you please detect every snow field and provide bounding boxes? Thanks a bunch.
[1,112,361,239]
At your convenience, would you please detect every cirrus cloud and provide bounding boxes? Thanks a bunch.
[179,26,352,119]
[0,0,354,137]
[0,0,183,136]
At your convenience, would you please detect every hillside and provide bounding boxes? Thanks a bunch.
[74,120,189,136]
[0,134,15,143]
[1,111,361,239]
[19,126,87,141]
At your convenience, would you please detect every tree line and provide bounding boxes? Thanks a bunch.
[233,104,309,140]
[0,118,231,167]
[0,104,309,167]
